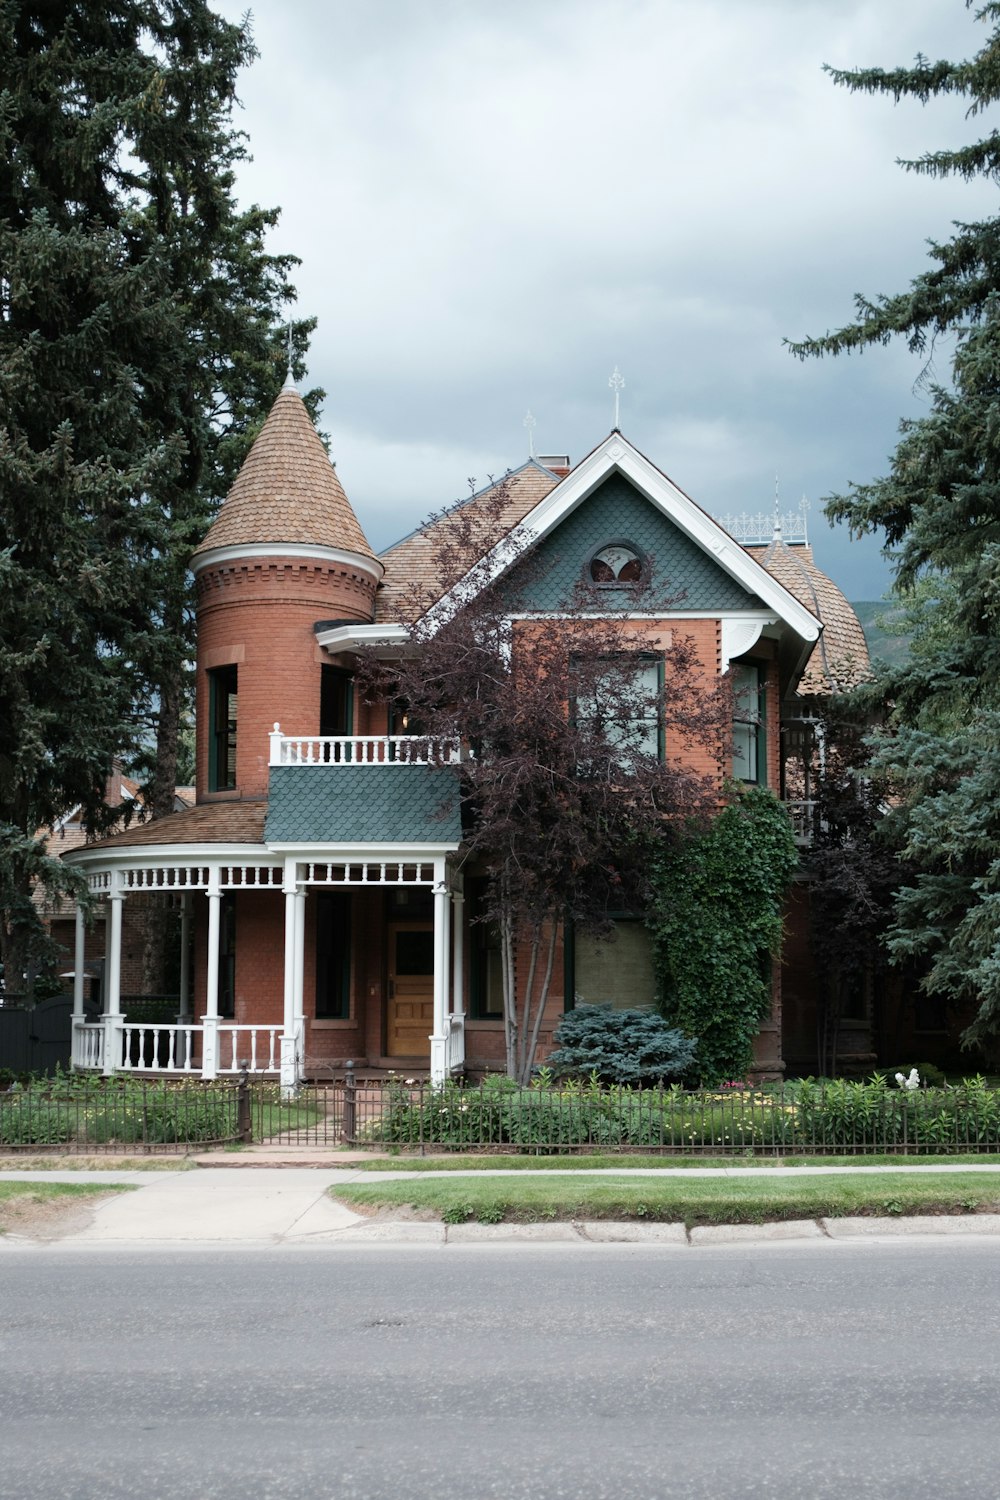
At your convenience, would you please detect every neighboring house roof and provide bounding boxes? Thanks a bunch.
[192,380,377,567]
[746,540,870,694]
[67,801,269,854]
[264,767,462,845]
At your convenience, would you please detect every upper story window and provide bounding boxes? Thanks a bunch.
[589,543,644,585]
[208,665,238,792]
[320,666,353,737]
[732,663,765,784]
[573,655,664,764]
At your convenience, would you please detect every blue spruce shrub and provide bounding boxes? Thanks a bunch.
[545,1006,697,1085]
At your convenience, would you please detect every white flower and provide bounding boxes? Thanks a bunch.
[895,1068,920,1091]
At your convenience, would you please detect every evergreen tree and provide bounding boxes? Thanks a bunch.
[0,2,316,995]
[789,3,1000,1056]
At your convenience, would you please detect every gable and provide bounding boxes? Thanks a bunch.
[500,473,763,614]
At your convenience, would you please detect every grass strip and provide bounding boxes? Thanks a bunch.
[0,1180,133,1233]
[349,1151,1000,1172]
[330,1171,1000,1227]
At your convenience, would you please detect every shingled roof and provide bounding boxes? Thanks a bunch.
[374,461,560,623]
[68,801,269,853]
[193,382,377,565]
[748,540,869,694]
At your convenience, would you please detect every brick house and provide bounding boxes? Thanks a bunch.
[64,372,867,1086]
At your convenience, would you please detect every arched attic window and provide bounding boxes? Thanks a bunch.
[589,543,644,585]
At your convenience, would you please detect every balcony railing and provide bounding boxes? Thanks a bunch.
[785,799,819,847]
[268,727,462,767]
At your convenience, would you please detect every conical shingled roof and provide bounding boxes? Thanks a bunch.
[193,385,376,564]
[748,540,869,694]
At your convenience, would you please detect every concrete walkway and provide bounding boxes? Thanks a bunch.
[4,1161,1000,1249]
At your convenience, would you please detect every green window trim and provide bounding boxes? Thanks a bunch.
[732,661,766,785]
[320,665,354,738]
[315,891,351,1019]
[208,664,238,792]
[570,654,665,763]
[468,878,504,1019]
[564,914,657,1012]
[218,893,236,1019]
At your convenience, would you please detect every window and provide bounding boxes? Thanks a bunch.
[469,879,504,1018]
[566,919,656,1011]
[218,894,235,1018]
[732,663,765,783]
[574,656,663,764]
[320,666,353,737]
[589,543,644,585]
[208,665,238,791]
[315,892,351,1019]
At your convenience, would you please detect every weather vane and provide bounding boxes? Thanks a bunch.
[609,366,625,429]
[773,475,781,540]
[523,409,536,459]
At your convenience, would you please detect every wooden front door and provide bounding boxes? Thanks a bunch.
[386,922,435,1058]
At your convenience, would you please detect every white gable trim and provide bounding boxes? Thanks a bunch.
[424,433,821,644]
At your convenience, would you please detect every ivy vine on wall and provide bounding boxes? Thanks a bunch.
[647,786,798,1084]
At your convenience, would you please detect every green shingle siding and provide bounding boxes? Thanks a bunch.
[264,766,462,845]
[503,473,761,612]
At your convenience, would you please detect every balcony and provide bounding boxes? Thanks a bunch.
[268,728,463,767]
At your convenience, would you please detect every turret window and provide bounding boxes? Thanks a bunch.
[208,665,238,791]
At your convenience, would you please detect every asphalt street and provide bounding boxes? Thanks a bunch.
[3,1241,1000,1500]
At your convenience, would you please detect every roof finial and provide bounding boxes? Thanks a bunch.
[800,494,810,547]
[773,475,782,541]
[609,366,625,430]
[523,409,536,459]
[282,319,296,391]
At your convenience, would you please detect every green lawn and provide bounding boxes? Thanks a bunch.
[330,1171,1000,1227]
[349,1151,1000,1171]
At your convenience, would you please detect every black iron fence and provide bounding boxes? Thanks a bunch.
[6,1072,1000,1156]
[0,1078,243,1154]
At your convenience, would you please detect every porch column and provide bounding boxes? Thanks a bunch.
[449,885,466,1073]
[71,905,86,1070]
[203,867,221,1080]
[293,885,307,1073]
[429,863,451,1085]
[72,906,86,1020]
[176,893,192,1069]
[280,859,299,1094]
[102,875,125,1076]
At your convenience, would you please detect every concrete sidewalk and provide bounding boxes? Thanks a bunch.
[5,1163,1000,1250]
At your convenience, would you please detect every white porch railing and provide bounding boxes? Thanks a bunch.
[786,799,819,847]
[218,1024,281,1074]
[73,1021,282,1076]
[72,1020,105,1071]
[269,728,463,767]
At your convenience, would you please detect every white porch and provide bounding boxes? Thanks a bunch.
[67,850,465,1090]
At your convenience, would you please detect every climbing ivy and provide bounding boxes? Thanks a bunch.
[647,787,798,1084]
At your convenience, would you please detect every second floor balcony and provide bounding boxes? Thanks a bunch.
[268,726,464,767]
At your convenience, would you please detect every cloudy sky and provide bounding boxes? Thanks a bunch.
[215,0,995,600]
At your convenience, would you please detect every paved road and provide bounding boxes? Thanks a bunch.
[3,1241,1000,1500]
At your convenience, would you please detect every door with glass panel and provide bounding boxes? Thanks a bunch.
[386,923,434,1057]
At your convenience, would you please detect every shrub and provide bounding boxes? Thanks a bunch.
[545,1006,697,1085]
[0,1095,73,1146]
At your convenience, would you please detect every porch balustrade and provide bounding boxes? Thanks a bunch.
[785,798,819,847]
[72,1019,282,1076]
[269,729,463,767]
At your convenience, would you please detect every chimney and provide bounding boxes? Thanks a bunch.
[538,454,571,478]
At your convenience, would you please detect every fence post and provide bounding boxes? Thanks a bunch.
[237,1067,252,1144]
[343,1060,356,1146]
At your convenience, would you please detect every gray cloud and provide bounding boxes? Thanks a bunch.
[218,0,995,598]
